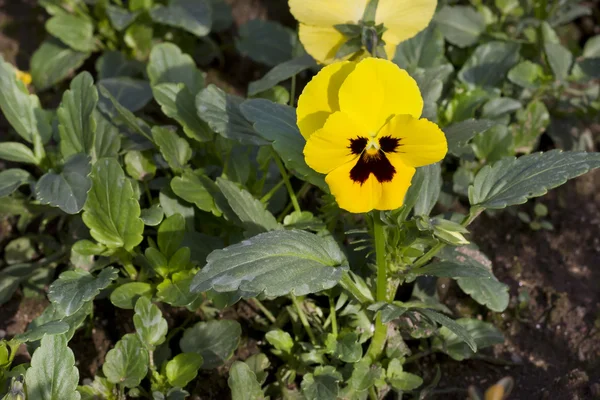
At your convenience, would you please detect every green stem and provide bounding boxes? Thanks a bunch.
[368,386,378,400]
[411,207,482,270]
[273,153,301,213]
[290,74,297,107]
[291,295,317,345]
[249,298,276,324]
[366,211,388,360]
[142,181,152,205]
[329,295,338,336]
[122,261,137,280]
[339,272,373,304]
[260,179,286,204]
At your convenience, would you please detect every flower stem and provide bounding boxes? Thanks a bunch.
[260,179,286,204]
[291,295,317,345]
[249,298,276,324]
[411,207,482,270]
[290,74,297,107]
[329,295,338,336]
[366,211,388,360]
[273,152,301,213]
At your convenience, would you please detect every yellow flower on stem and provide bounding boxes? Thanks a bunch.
[289,0,437,64]
[15,69,32,86]
[299,57,447,213]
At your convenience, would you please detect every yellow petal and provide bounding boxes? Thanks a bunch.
[304,112,367,174]
[375,0,437,44]
[380,114,447,168]
[326,161,382,213]
[290,0,368,26]
[296,60,356,139]
[15,69,32,86]
[338,58,423,133]
[376,157,415,210]
[382,32,398,60]
[298,24,347,65]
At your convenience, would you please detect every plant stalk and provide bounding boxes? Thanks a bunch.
[249,298,277,324]
[273,152,301,213]
[329,295,338,336]
[291,295,317,345]
[366,211,388,360]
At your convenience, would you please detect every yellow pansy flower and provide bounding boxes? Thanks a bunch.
[299,58,447,213]
[15,69,32,86]
[289,0,437,64]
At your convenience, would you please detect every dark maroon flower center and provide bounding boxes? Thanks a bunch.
[347,136,401,184]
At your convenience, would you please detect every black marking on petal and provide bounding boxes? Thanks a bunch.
[350,151,396,184]
[348,137,368,155]
[379,136,401,153]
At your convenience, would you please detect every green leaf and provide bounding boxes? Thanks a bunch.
[46,14,95,52]
[58,72,98,158]
[83,158,144,251]
[410,163,441,217]
[141,204,164,226]
[0,169,32,198]
[265,330,293,353]
[0,142,38,164]
[96,51,143,80]
[31,39,89,91]
[124,150,156,181]
[239,99,327,191]
[124,22,153,59]
[508,61,546,89]
[94,111,121,159]
[160,187,195,229]
[481,98,522,120]
[216,177,281,235]
[170,171,217,213]
[367,302,408,323]
[152,83,214,142]
[513,100,550,153]
[434,6,485,48]
[210,0,233,32]
[432,318,503,361]
[28,302,93,343]
[98,77,152,113]
[180,320,241,369]
[98,86,153,142]
[469,150,600,209]
[244,353,270,385]
[196,85,267,146]
[26,335,80,400]
[156,270,199,307]
[148,43,204,94]
[410,261,494,279]
[228,361,264,400]
[387,359,423,391]
[235,20,295,66]
[110,282,153,309]
[393,25,445,70]
[36,154,92,214]
[438,245,509,312]
[166,353,204,388]
[0,55,52,144]
[152,126,192,172]
[48,267,118,316]
[444,119,497,156]
[301,366,342,400]
[578,58,600,79]
[158,213,186,258]
[332,332,362,363]
[458,41,521,88]
[106,5,140,31]
[133,297,168,349]
[248,54,316,96]
[103,333,148,388]
[190,230,348,297]
[14,321,70,343]
[542,23,573,80]
[418,309,477,352]
[149,0,211,36]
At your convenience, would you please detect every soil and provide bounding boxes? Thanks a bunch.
[1,1,600,400]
